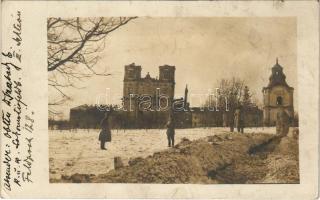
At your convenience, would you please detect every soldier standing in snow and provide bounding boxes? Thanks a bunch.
[229,111,235,132]
[234,106,244,133]
[99,112,112,150]
[166,114,175,147]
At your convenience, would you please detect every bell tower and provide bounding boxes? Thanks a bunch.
[262,58,294,126]
[124,63,141,81]
[159,65,175,83]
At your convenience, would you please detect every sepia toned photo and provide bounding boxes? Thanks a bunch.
[2,0,320,198]
[47,17,299,184]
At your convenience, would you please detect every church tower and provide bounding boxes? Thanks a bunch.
[262,58,294,126]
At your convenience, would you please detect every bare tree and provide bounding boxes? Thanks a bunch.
[242,85,253,109]
[47,17,136,116]
[203,77,244,129]
[205,77,245,111]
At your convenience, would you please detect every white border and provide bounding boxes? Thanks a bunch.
[1,1,319,199]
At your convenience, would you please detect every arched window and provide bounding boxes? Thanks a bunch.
[276,96,283,105]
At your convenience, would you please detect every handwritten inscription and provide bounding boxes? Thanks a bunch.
[12,11,22,47]
[1,10,35,192]
[22,137,33,183]
[3,145,12,191]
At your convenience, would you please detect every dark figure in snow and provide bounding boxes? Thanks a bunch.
[276,106,290,137]
[234,106,244,133]
[99,112,112,150]
[229,111,235,132]
[166,114,175,147]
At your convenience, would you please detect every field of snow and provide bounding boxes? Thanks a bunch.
[49,127,276,180]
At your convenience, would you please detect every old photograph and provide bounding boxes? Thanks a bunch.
[48,17,299,184]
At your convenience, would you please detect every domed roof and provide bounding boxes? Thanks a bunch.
[272,58,283,70]
[266,58,292,89]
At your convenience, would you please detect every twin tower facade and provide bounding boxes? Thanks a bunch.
[123,63,175,111]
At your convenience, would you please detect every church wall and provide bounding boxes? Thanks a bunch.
[263,89,270,105]
[123,81,140,111]
[263,87,294,126]
[269,86,292,107]
[267,107,294,126]
[123,80,174,111]
[268,109,278,126]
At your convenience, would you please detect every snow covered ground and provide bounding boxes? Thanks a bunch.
[49,127,276,180]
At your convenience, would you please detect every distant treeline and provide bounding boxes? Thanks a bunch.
[48,104,271,130]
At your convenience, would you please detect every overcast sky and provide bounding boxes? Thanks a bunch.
[50,17,297,119]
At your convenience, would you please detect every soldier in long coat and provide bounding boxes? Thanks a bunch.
[166,114,175,147]
[99,112,112,150]
[276,106,290,136]
[234,106,244,133]
[229,111,235,132]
